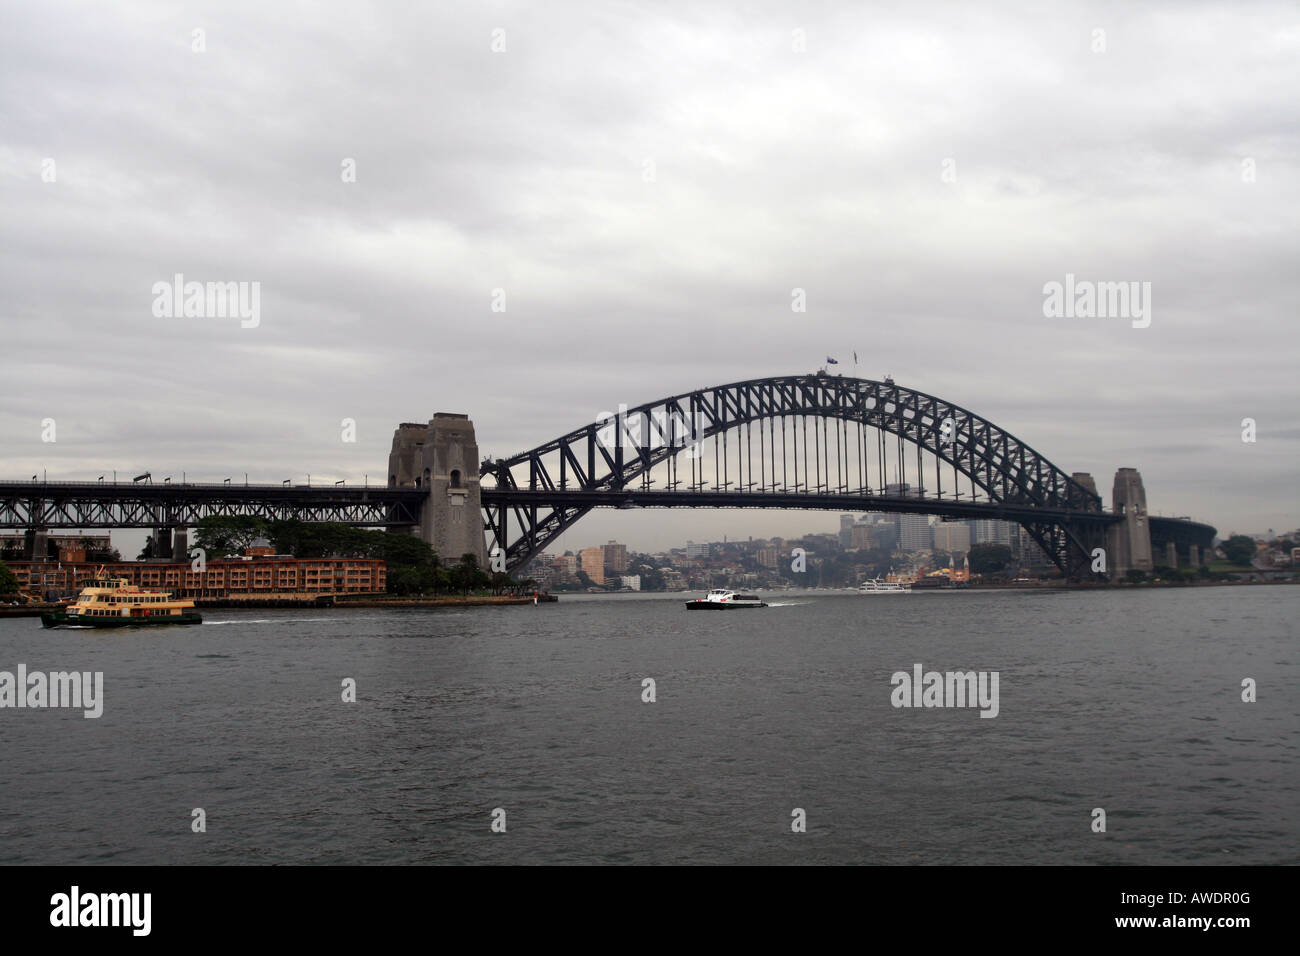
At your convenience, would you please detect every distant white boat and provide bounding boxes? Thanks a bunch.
[858,579,910,594]
[684,588,767,610]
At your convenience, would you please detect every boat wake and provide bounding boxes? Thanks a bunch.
[765,601,811,607]
[203,617,337,626]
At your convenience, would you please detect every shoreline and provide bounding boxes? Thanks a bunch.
[1,578,1291,618]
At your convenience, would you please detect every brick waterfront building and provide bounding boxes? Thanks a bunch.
[9,556,386,600]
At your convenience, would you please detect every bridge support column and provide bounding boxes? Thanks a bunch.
[26,528,49,561]
[1188,544,1200,568]
[1106,468,1153,579]
[388,414,487,568]
[1165,541,1178,570]
[173,528,189,563]
[151,528,173,561]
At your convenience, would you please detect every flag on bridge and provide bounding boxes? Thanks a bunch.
[826,356,839,364]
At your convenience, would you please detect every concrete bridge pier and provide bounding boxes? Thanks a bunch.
[151,528,174,560]
[26,528,48,561]
[1188,544,1200,568]
[388,413,488,568]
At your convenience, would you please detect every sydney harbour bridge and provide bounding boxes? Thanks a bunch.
[0,374,1215,580]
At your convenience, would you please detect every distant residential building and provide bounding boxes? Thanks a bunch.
[685,540,711,559]
[756,547,780,569]
[603,540,629,574]
[620,575,641,591]
[579,547,606,585]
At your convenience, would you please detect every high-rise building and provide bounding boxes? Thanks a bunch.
[579,547,606,585]
[932,522,971,555]
[603,540,629,574]
[685,540,711,559]
[1017,528,1054,573]
[970,519,1016,546]
[850,525,876,549]
[898,513,932,551]
[860,514,899,551]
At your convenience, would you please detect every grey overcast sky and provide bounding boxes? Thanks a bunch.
[2,1,1296,556]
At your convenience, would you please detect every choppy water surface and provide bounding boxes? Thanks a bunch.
[0,587,1295,864]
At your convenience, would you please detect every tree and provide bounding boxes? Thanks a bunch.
[0,560,20,597]
[137,537,156,561]
[1222,535,1257,567]
[387,567,423,596]
[193,516,269,556]
[373,532,438,569]
[969,543,1013,576]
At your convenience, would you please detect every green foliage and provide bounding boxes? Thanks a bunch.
[1124,568,1147,583]
[192,516,270,556]
[1221,535,1257,566]
[627,557,665,591]
[447,555,492,592]
[0,559,20,596]
[968,543,1013,575]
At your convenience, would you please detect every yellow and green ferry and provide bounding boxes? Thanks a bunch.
[41,577,203,628]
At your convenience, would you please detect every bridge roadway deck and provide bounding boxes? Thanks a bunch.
[480,488,1121,526]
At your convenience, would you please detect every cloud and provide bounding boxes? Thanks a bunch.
[1,0,1296,550]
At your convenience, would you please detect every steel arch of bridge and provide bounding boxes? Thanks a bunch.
[480,374,1112,577]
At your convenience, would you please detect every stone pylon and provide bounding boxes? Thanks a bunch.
[388,414,487,567]
[1106,467,1153,579]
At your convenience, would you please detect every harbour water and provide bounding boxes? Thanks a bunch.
[0,586,1295,865]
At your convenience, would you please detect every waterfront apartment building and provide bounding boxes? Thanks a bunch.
[9,557,386,600]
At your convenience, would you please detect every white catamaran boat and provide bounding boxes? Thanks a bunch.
[684,589,767,610]
[858,579,911,594]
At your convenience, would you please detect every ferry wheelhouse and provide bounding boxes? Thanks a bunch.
[684,589,766,610]
[41,578,203,628]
